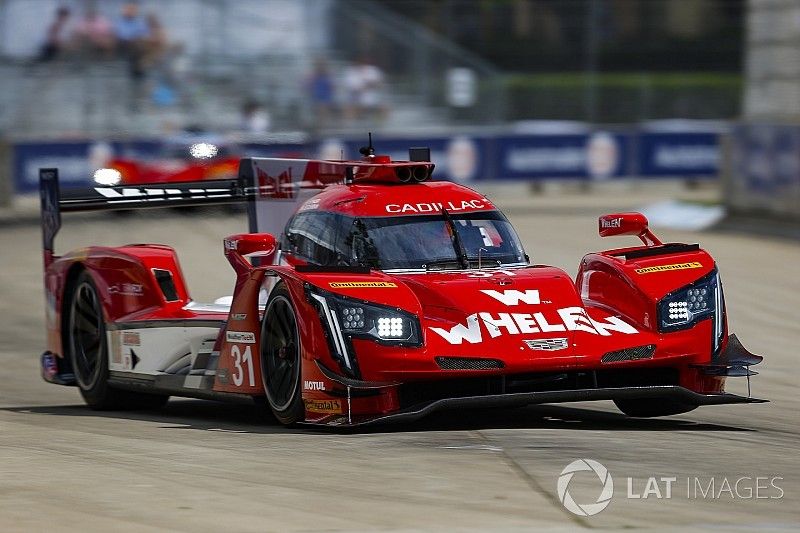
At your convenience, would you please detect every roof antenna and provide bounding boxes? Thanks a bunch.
[358,132,375,157]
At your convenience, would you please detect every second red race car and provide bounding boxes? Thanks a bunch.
[38,143,765,427]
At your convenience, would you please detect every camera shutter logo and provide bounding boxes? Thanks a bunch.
[557,459,614,516]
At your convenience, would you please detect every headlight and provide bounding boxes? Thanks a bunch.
[93,168,122,186]
[308,288,421,347]
[657,269,721,333]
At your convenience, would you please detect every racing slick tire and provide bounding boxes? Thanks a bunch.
[65,271,168,410]
[613,398,697,418]
[260,282,304,425]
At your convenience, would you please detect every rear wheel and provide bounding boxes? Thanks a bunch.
[613,398,697,418]
[260,283,303,425]
[66,271,168,410]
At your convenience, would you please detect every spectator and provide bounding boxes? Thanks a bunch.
[72,7,114,58]
[306,59,335,126]
[38,6,71,62]
[240,100,271,134]
[142,13,180,106]
[343,57,388,122]
[143,13,169,67]
[113,2,149,80]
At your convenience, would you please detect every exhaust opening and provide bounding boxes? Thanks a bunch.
[395,166,412,183]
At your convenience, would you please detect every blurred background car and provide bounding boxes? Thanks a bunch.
[98,133,241,186]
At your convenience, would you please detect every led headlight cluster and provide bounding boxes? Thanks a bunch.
[341,307,365,329]
[667,301,689,321]
[308,287,421,356]
[658,269,720,333]
[377,317,404,338]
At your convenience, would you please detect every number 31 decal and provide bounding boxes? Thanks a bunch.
[231,344,255,387]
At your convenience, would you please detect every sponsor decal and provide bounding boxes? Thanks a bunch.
[524,338,569,351]
[95,186,229,199]
[635,261,702,275]
[430,308,637,344]
[230,313,247,320]
[467,269,517,279]
[600,217,622,229]
[304,398,342,414]
[329,281,397,289]
[429,289,637,344]
[108,282,143,297]
[586,132,620,180]
[256,166,296,200]
[226,331,256,344]
[42,353,58,380]
[480,289,540,305]
[303,380,326,391]
[385,199,486,214]
[224,239,238,251]
[110,331,122,364]
[446,136,479,182]
[121,331,140,346]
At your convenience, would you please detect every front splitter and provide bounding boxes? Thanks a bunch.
[305,385,767,428]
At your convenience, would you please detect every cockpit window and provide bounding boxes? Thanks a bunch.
[349,211,527,270]
[282,210,527,271]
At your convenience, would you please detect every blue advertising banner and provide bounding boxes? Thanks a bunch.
[637,132,719,178]
[492,131,631,180]
[10,128,721,195]
[727,123,800,219]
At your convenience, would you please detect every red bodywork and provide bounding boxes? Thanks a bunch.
[39,155,764,426]
[107,156,240,185]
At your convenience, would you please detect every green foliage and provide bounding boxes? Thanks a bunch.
[502,72,742,122]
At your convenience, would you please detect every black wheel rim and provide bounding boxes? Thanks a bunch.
[70,281,103,390]
[262,296,300,411]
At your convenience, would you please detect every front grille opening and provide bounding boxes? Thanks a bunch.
[601,344,656,363]
[398,368,680,410]
[435,357,504,370]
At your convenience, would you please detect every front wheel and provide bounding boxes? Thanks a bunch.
[260,283,303,425]
[613,398,697,418]
[66,271,168,410]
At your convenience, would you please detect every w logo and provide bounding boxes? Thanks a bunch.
[480,289,540,306]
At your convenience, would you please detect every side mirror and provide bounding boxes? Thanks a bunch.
[224,233,277,275]
[598,213,662,247]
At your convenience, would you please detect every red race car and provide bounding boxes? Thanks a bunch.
[93,136,240,186]
[38,144,765,427]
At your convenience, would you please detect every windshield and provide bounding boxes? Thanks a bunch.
[349,211,527,270]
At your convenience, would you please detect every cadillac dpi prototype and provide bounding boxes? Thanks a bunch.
[38,145,765,426]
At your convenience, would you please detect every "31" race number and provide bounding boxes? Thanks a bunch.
[231,345,255,387]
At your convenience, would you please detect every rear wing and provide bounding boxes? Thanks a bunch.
[39,154,432,266]
[38,158,351,267]
[39,168,251,266]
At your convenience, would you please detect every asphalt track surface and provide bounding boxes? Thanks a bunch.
[0,187,798,531]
